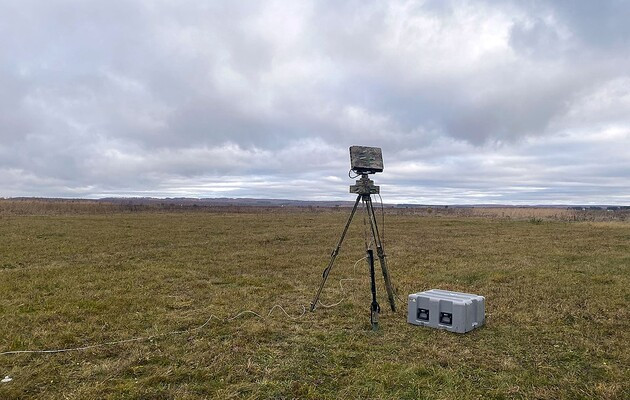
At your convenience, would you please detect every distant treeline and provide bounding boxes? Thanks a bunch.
[0,199,345,216]
[0,198,628,222]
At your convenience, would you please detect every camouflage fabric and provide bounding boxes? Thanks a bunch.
[350,146,383,173]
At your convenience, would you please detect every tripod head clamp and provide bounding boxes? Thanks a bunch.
[350,174,380,195]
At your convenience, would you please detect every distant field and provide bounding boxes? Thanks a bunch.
[0,207,628,399]
[1,198,628,222]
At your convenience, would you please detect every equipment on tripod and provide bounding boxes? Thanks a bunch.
[310,146,397,329]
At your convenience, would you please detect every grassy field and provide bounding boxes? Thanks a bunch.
[0,208,628,399]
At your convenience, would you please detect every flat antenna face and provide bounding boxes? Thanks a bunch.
[349,146,384,174]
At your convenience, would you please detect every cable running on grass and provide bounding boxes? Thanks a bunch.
[0,256,367,356]
[0,305,306,356]
[316,256,368,308]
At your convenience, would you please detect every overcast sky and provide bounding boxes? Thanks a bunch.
[1,0,629,204]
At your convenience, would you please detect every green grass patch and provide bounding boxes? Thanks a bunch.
[0,212,628,399]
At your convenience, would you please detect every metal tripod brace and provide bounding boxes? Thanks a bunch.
[310,174,397,327]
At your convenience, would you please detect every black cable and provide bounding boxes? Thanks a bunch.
[362,198,370,251]
[378,193,385,247]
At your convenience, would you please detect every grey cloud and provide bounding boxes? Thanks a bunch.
[0,0,629,203]
[546,0,630,50]
[509,18,564,58]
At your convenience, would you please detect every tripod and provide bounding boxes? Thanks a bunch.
[310,174,397,328]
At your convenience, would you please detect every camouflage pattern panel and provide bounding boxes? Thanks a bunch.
[350,146,384,173]
[350,176,380,194]
[350,183,380,195]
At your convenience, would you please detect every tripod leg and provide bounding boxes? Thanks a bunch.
[365,195,397,312]
[367,249,380,330]
[310,195,361,311]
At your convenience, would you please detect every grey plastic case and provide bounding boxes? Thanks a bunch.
[407,289,485,333]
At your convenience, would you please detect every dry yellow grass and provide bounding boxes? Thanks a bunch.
[0,205,628,399]
[2,200,628,222]
[389,206,629,222]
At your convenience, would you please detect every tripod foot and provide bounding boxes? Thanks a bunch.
[370,310,378,331]
[370,302,380,331]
